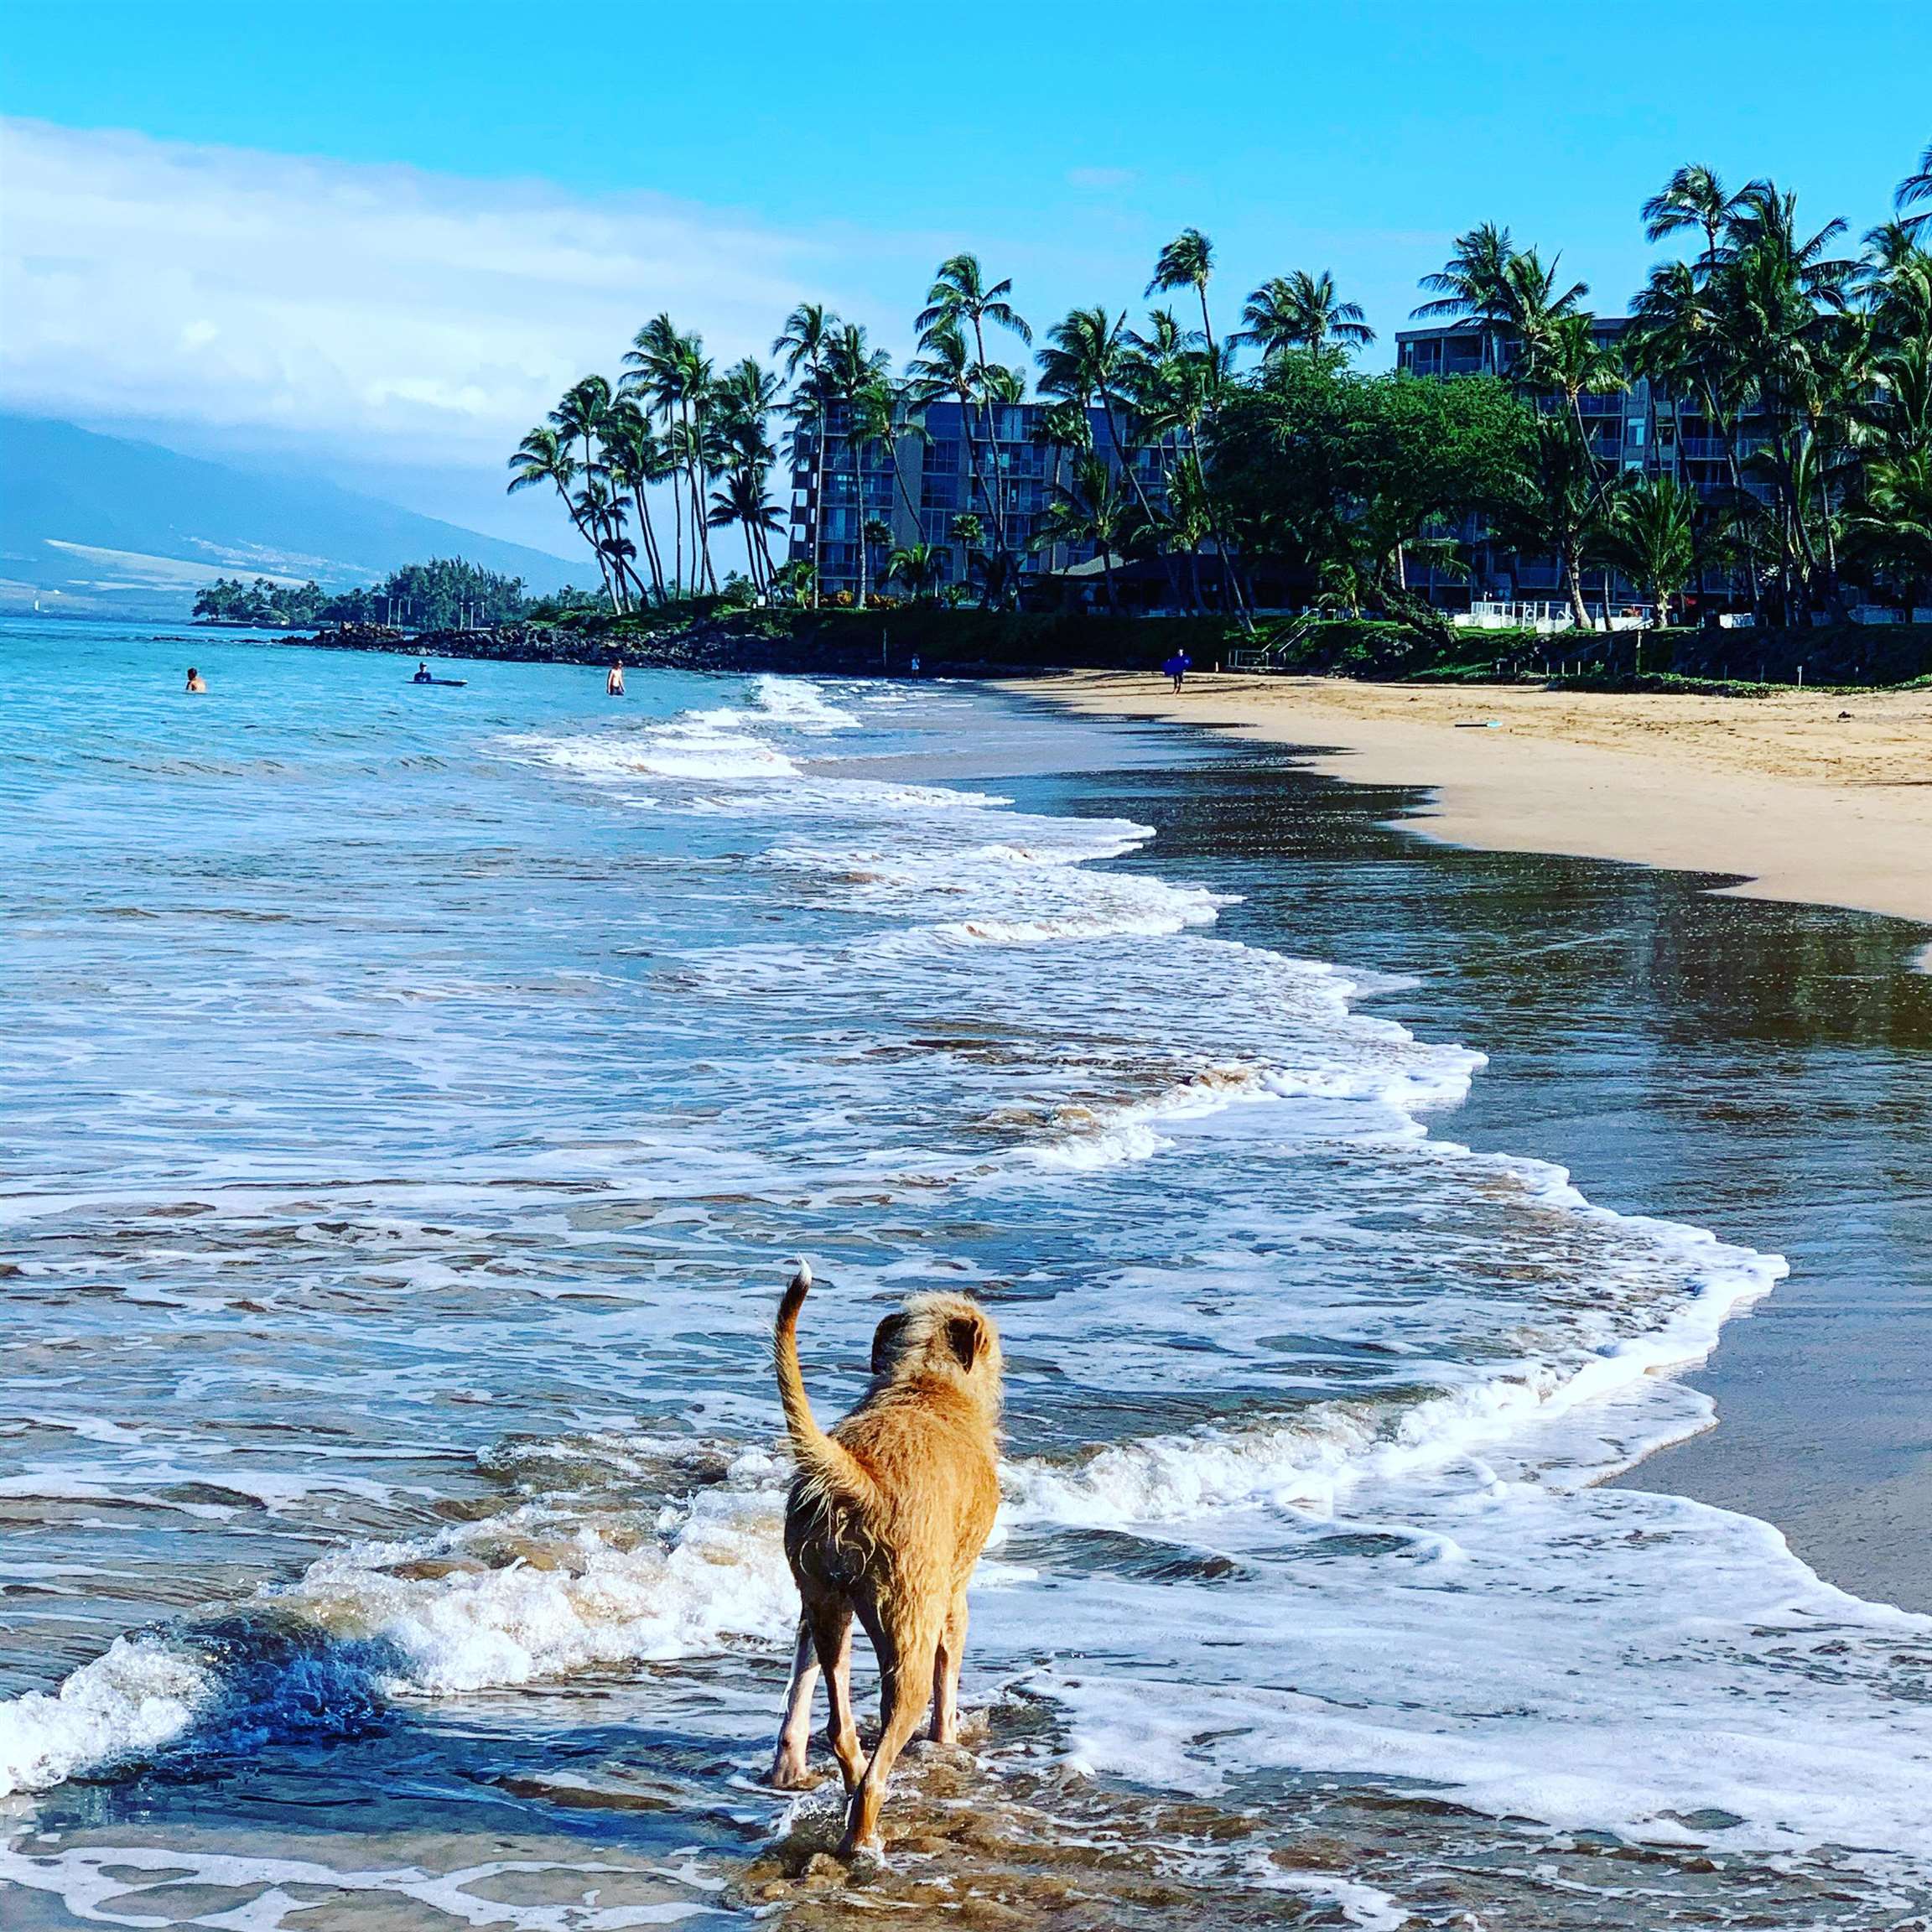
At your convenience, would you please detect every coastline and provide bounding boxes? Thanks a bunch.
[1016,669,1932,928]
[1010,670,1932,1614]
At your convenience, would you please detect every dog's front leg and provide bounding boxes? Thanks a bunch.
[766,1618,819,1788]
[839,1615,937,1861]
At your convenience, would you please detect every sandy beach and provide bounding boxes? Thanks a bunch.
[1022,672,1932,929]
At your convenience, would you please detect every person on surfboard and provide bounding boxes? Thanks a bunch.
[413,662,434,683]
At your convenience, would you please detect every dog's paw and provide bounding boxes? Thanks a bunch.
[837,1834,887,1877]
[764,1751,818,1790]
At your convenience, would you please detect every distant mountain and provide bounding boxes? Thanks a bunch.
[0,416,581,619]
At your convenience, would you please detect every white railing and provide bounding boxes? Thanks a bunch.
[1454,600,1654,634]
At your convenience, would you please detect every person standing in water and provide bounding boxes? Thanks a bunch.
[606,660,626,697]
[184,667,207,693]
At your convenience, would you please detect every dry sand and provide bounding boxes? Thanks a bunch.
[1019,672,1932,928]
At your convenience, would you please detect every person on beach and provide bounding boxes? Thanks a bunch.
[606,660,626,697]
[184,667,207,693]
[413,661,434,683]
[1163,652,1191,693]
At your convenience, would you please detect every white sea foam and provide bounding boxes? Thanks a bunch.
[506,711,799,784]
[1248,1863,1412,1932]
[1005,1218,1783,1529]
[0,1841,714,1930]
[752,674,861,732]
[294,1476,794,1694]
[0,1455,797,1796]
[0,1636,215,1799]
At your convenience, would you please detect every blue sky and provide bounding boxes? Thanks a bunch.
[4,0,1928,553]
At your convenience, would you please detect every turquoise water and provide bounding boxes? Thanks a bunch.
[3,621,1930,1928]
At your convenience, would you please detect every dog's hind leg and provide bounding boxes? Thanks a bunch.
[807,1596,865,1793]
[766,1618,819,1788]
[929,1591,968,1744]
[839,1610,938,1861]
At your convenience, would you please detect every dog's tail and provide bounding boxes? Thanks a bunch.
[774,1264,875,1507]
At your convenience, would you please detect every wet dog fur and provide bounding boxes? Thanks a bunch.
[766,1263,1003,1859]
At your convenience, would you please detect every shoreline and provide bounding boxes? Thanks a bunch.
[1011,670,1932,1614]
[1015,669,1932,929]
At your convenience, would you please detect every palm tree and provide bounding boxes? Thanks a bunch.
[1233,271,1374,360]
[1036,305,1156,524]
[708,471,784,594]
[1032,453,1134,613]
[1147,229,1220,367]
[1414,222,1516,371]
[507,425,615,603]
[886,541,945,602]
[549,377,626,609]
[1496,250,1590,376]
[601,397,668,602]
[1844,450,1932,609]
[1628,257,1762,615]
[907,319,1000,602]
[1642,164,1738,280]
[1897,140,1932,242]
[916,256,1031,594]
[771,303,839,606]
[1714,182,1857,618]
[1500,415,1611,631]
[862,517,893,601]
[1597,474,1700,662]
[623,317,719,594]
[710,357,783,591]
[849,374,928,531]
[824,324,888,606]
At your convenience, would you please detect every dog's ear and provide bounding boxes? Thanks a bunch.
[870,1312,909,1376]
[944,1314,981,1374]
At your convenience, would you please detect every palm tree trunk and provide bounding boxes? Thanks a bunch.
[955,386,997,608]
[1564,543,1591,630]
[969,317,1012,604]
[889,438,921,529]
[810,379,828,608]
[671,459,684,597]
[632,487,666,602]
[1707,387,1762,623]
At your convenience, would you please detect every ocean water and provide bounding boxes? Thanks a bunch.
[3,622,1929,1929]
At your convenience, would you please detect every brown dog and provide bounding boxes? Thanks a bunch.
[766,1263,1003,1859]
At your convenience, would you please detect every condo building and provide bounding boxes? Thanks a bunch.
[787,400,1170,603]
[1395,317,1759,615]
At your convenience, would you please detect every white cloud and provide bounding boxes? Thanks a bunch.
[0,117,883,469]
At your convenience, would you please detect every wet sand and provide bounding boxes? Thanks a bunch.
[1010,678,1932,1618]
[1021,671,1932,925]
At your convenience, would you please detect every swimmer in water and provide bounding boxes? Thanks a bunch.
[185,667,207,693]
[606,660,626,697]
